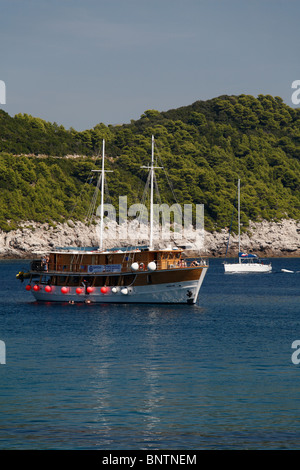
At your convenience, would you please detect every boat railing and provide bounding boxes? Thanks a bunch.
[30,257,209,274]
[30,260,47,272]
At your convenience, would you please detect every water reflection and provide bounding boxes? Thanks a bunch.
[85,305,210,447]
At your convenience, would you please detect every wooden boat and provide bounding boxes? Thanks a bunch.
[19,137,208,304]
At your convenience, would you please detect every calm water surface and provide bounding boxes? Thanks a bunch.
[0,258,300,449]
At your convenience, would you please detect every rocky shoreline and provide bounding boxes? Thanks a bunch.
[204,219,300,258]
[1,218,299,259]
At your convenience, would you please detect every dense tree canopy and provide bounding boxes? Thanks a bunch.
[0,94,299,232]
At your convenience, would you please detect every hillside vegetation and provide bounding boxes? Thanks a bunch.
[0,94,299,232]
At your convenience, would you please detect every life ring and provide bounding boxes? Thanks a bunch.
[139,263,145,270]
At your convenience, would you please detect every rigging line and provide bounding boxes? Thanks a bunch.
[122,170,151,256]
[85,172,101,225]
[67,171,96,220]
[225,186,239,259]
[154,142,185,247]
[154,142,180,206]
[85,188,97,224]
[137,170,151,225]
[68,153,101,220]
[82,154,102,221]
[120,172,148,256]
[137,171,162,248]
[153,171,162,205]
[132,141,172,251]
[97,175,114,233]
[103,175,113,206]
[122,167,154,256]
[133,173,146,205]
[132,161,164,253]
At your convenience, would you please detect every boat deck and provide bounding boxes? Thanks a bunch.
[29,249,208,275]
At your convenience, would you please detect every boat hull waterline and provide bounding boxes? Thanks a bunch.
[224,263,272,273]
[28,267,208,304]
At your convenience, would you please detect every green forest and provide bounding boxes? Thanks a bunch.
[0,93,300,233]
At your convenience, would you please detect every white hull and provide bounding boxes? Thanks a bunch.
[224,262,272,273]
[31,267,208,304]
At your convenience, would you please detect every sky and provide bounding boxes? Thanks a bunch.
[1,0,300,131]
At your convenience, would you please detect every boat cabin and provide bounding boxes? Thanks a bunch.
[30,247,190,274]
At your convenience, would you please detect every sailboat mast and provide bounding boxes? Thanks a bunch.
[149,135,154,250]
[99,139,105,251]
[140,136,162,251]
[238,178,240,262]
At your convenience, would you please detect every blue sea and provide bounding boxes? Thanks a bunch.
[0,257,300,450]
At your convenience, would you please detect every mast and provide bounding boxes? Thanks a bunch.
[238,178,241,262]
[149,135,154,250]
[99,139,105,251]
[140,135,162,250]
[92,139,113,251]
